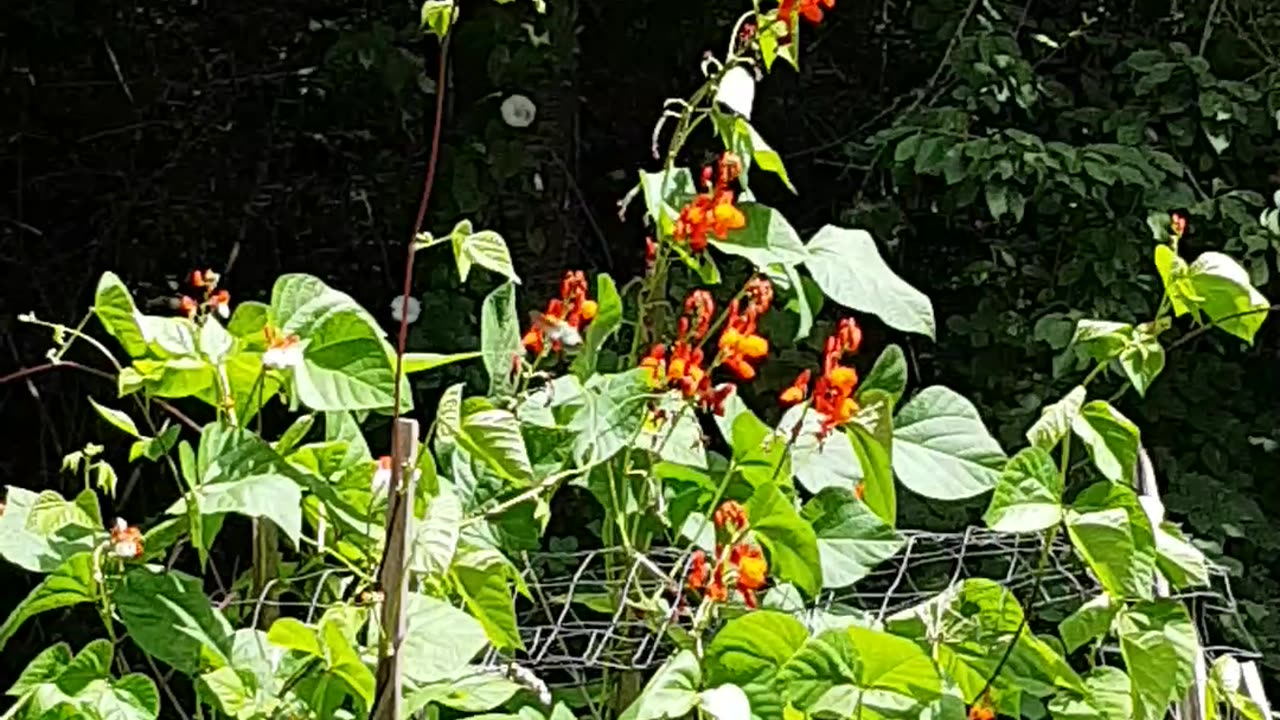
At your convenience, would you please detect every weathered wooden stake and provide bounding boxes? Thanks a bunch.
[371,417,419,720]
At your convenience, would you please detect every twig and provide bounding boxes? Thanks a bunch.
[0,360,202,433]
[389,34,451,423]
[1199,0,1223,56]
[547,147,614,270]
[143,652,191,720]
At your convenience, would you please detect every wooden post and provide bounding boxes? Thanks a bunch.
[372,418,420,720]
[1134,446,1207,720]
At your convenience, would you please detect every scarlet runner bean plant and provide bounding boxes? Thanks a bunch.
[0,0,1275,719]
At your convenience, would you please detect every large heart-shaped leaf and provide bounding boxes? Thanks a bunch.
[983,447,1064,533]
[270,274,401,412]
[704,611,810,720]
[803,489,904,589]
[803,226,936,338]
[0,486,101,573]
[1116,599,1198,720]
[892,386,1006,500]
[1071,401,1140,484]
[1066,482,1156,601]
[778,626,942,718]
[745,483,822,597]
[480,281,523,397]
[713,204,810,269]
[0,553,96,652]
[620,650,702,720]
[115,567,234,675]
[571,273,623,378]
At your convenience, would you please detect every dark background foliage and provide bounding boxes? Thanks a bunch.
[3,0,1279,690]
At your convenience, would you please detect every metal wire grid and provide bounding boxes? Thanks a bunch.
[478,529,1256,685]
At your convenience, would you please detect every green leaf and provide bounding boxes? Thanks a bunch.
[451,223,520,285]
[270,274,401,412]
[403,669,525,714]
[400,594,490,686]
[198,317,233,363]
[94,272,149,358]
[983,447,1064,533]
[565,370,654,467]
[197,667,254,717]
[620,650,701,720]
[168,473,303,546]
[88,398,141,438]
[115,567,233,675]
[267,616,323,657]
[705,611,810,720]
[1180,251,1271,343]
[804,226,936,338]
[1048,667,1132,720]
[0,553,95,652]
[1058,593,1120,654]
[319,616,375,709]
[1027,386,1086,450]
[1209,656,1272,720]
[745,483,822,597]
[453,554,523,651]
[1118,334,1165,397]
[226,302,270,343]
[1071,320,1133,363]
[713,203,810,269]
[83,675,162,720]
[403,351,484,374]
[129,425,180,463]
[735,118,796,193]
[7,642,73,696]
[1154,521,1209,588]
[778,626,941,718]
[481,281,523,397]
[857,345,907,407]
[699,684,752,720]
[886,579,1081,704]
[1066,482,1156,601]
[0,486,101,573]
[1116,600,1198,720]
[782,265,817,341]
[571,274,623,378]
[777,404,857,496]
[420,0,457,38]
[714,392,785,487]
[848,392,895,526]
[456,408,534,485]
[410,485,462,576]
[637,169,697,235]
[803,488,904,589]
[892,386,1007,500]
[1071,401,1140,484]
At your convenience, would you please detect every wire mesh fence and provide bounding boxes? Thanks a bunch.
[474,529,1258,689]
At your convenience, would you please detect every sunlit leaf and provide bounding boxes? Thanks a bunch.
[893,386,1006,500]
[804,226,936,338]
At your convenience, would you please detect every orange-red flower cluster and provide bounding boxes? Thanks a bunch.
[685,501,769,608]
[110,517,144,560]
[641,290,735,414]
[716,277,773,380]
[779,318,863,432]
[778,0,835,26]
[522,271,599,355]
[967,706,994,720]
[673,154,746,253]
[179,268,231,320]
